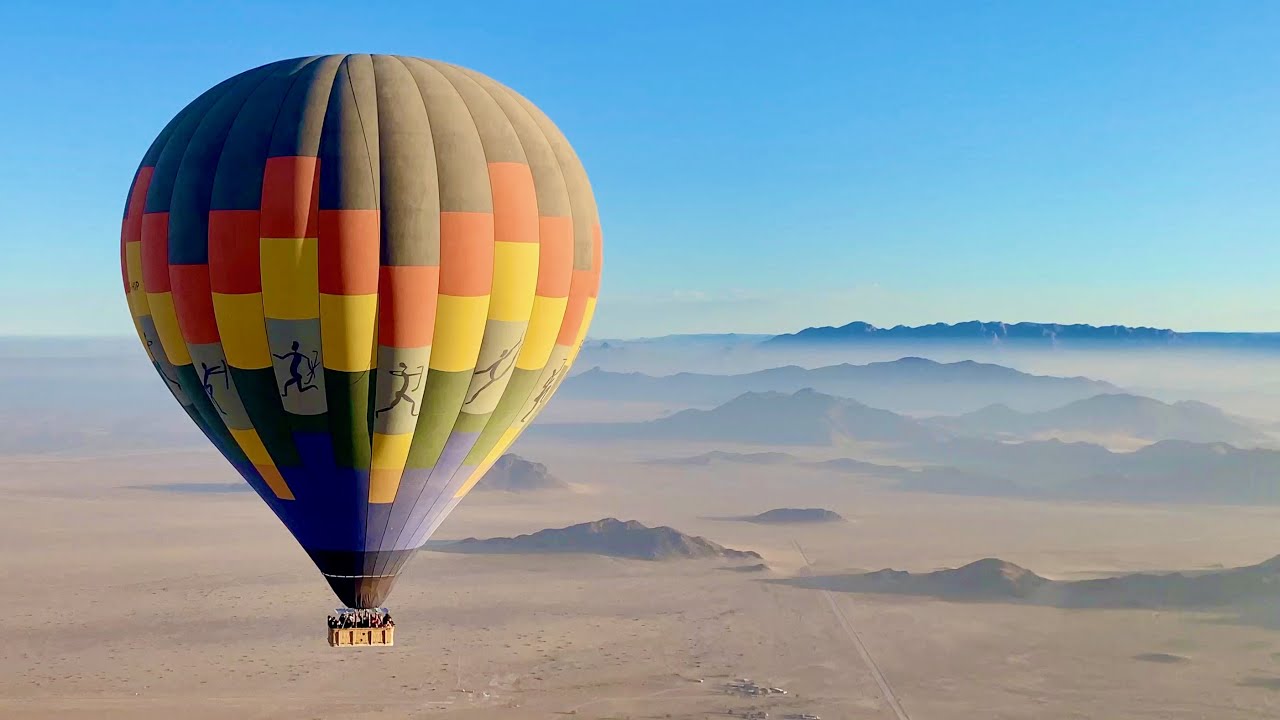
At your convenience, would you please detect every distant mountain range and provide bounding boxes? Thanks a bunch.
[435,518,761,561]
[549,388,943,445]
[622,391,1280,505]
[928,393,1269,446]
[561,357,1118,415]
[571,323,1280,377]
[475,454,568,492]
[904,435,1280,501]
[765,321,1280,349]
[654,389,941,445]
[779,555,1280,609]
[554,385,1270,451]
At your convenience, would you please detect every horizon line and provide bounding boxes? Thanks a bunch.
[8,320,1280,344]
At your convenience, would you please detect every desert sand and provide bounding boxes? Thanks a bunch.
[3,436,1280,720]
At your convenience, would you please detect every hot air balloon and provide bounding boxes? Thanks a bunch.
[118,55,602,636]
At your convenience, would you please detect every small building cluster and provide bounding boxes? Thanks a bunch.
[722,678,822,720]
[725,678,788,697]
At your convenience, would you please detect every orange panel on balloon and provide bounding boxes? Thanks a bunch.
[590,223,603,298]
[319,209,380,295]
[140,212,171,292]
[378,265,440,348]
[208,210,261,294]
[260,156,319,238]
[170,264,220,344]
[556,271,593,345]
[119,229,128,293]
[438,212,495,297]
[535,216,573,298]
[122,166,153,244]
[488,162,538,244]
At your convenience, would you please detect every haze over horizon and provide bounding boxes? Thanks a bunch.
[7,318,1280,344]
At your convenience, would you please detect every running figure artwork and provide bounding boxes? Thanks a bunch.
[199,360,229,414]
[465,334,524,407]
[523,360,568,422]
[145,336,182,389]
[273,341,319,397]
[376,363,425,418]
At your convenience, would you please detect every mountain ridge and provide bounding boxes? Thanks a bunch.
[560,356,1118,414]
[547,388,943,446]
[435,518,762,561]
[779,555,1280,609]
[930,393,1269,446]
[615,390,1280,505]
[765,321,1280,348]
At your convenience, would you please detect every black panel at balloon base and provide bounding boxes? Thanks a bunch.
[307,548,414,608]
[326,608,396,647]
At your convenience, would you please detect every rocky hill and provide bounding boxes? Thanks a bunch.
[747,508,846,524]
[475,454,568,492]
[440,518,762,561]
[781,555,1280,608]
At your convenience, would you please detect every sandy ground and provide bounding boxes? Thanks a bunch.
[4,439,1280,719]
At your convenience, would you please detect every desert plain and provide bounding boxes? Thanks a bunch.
[4,433,1280,720]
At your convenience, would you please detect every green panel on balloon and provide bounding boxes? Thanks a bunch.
[404,370,472,469]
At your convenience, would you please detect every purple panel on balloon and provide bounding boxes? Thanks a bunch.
[408,465,478,548]
[396,432,481,549]
[366,431,480,578]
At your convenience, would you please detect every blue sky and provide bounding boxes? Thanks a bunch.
[2,1,1279,337]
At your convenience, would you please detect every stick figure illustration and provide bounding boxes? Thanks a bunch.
[465,334,524,405]
[376,362,425,417]
[521,363,565,422]
[273,341,319,397]
[146,337,181,388]
[200,361,229,415]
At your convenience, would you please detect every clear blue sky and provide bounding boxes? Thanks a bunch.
[2,1,1279,337]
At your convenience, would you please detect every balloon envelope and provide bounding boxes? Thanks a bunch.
[119,55,601,608]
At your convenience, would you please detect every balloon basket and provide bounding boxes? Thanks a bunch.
[326,608,396,647]
[328,626,395,647]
